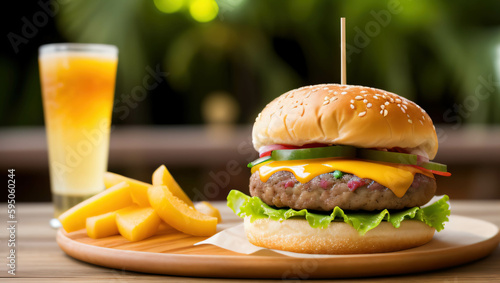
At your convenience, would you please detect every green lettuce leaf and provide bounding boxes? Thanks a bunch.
[227,190,450,235]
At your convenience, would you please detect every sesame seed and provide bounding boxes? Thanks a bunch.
[397,104,401,107]
[422,115,425,120]
[403,100,408,105]
[420,120,424,125]
[350,104,355,109]
[350,99,355,103]
[373,96,379,100]
[324,96,329,100]
[407,114,410,118]
[375,93,382,96]
[305,93,311,98]
[312,89,318,92]
[401,108,406,113]
[402,104,407,109]
[323,100,330,105]
[360,90,367,93]
[355,96,363,100]
[331,97,338,102]
[395,98,402,103]
[380,110,383,115]
[367,103,372,108]
[383,109,388,117]
[328,90,334,93]
[382,95,387,99]
[381,105,385,110]
[389,97,394,103]
[323,87,329,90]
[341,91,347,95]
[358,111,367,117]
[363,99,368,103]
[385,101,389,106]
[408,119,412,124]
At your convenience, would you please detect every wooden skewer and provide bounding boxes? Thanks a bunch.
[340,17,346,85]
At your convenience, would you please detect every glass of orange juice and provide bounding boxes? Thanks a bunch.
[39,43,118,217]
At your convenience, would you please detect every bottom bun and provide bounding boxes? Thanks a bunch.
[244,217,435,254]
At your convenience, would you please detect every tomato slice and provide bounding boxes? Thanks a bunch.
[410,165,452,177]
[260,152,272,158]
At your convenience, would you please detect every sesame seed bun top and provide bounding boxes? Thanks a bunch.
[252,84,438,159]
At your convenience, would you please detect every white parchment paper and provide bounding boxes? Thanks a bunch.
[194,223,346,258]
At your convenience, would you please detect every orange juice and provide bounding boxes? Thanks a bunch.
[39,44,118,216]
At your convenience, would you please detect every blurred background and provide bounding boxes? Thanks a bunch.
[1,0,500,203]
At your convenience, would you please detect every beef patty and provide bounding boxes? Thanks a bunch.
[249,171,436,211]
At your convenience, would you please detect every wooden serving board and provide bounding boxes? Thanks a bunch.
[57,206,500,279]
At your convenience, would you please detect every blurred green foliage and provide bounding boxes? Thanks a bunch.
[3,0,500,126]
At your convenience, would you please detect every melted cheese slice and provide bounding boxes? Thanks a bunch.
[251,159,434,198]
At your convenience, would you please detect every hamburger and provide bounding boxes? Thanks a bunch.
[227,84,451,254]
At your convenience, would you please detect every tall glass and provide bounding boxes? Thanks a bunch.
[39,43,118,217]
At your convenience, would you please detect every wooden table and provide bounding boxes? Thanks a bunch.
[2,201,499,282]
[2,125,500,202]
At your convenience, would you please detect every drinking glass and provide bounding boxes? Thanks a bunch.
[39,43,118,217]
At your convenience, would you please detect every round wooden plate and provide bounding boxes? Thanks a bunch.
[57,215,500,279]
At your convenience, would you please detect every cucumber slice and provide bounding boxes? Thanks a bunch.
[247,156,272,168]
[271,145,356,161]
[419,161,447,172]
[357,149,417,165]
